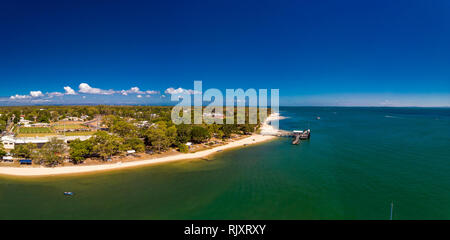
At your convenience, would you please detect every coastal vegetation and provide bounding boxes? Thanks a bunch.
[11,143,36,159]
[31,138,66,167]
[0,143,6,158]
[0,105,265,167]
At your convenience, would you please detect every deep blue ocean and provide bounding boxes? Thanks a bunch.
[1,107,449,219]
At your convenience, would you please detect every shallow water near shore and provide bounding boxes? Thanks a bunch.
[1,107,449,219]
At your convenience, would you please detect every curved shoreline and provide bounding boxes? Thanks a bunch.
[0,134,276,177]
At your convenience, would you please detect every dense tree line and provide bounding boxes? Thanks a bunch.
[0,142,6,158]
[10,139,66,166]
[0,105,173,125]
[1,105,266,166]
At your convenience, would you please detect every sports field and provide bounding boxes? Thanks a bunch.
[18,127,52,134]
[52,124,89,130]
[64,131,96,136]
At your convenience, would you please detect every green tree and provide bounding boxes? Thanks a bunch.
[215,130,224,139]
[122,137,145,152]
[178,144,189,153]
[221,124,234,138]
[144,121,178,152]
[241,124,254,135]
[11,143,36,158]
[166,125,177,147]
[37,110,51,123]
[191,126,210,143]
[92,131,124,160]
[69,139,93,164]
[145,127,169,152]
[175,124,191,144]
[0,121,6,132]
[106,115,137,137]
[0,142,6,158]
[111,119,136,137]
[35,138,67,166]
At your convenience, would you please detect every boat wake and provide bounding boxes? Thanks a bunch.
[384,115,402,119]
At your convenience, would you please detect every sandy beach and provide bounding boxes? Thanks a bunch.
[259,112,285,135]
[0,114,281,176]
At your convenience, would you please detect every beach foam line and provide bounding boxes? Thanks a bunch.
[260,113,284,135]
[0,134,276,177]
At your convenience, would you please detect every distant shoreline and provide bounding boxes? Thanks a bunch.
[0,114,282,177]
[1,105,448,108]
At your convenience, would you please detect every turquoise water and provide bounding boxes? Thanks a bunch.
[0,107,449,219]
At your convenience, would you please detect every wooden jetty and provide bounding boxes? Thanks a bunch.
[292,134,301,145]
[263,129,311,145]
[291,129,310,144]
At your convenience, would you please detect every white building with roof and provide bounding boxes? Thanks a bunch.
[18,118,32,127]
[1,136,16,149]
[1,136,49,149]
[1,135,92,150]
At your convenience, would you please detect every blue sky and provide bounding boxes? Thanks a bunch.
[0,0,449,106]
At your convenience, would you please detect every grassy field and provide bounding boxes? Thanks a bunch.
[52,124,89,130]
[16,131,96,137]
[18,127,52,134]
[64,131,96,136]
[16,133,57,137]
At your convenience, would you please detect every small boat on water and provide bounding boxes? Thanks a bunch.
[64,192,74,196]
[316,116,320,120]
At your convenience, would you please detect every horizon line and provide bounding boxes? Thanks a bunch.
[0,104,448,108]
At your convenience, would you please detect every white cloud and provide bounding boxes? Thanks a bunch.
[165,87,186,95]
[120,87,159,96]
[146,90,159,94]
[47,92,64,97]
[30,91,44,97]
[164,87,199,95]
[8,83,164,102]
[130,87,141,93]
[120,87,144,95]
[12,86,77,100]
[64,86,76,95]
[44,86,77,98]
[10,84,159,101]
[10,94,31,100]
[30,99,51,103]
[10,90,45,100]
[79,83,115,95]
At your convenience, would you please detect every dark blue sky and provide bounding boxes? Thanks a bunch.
[0,0,449,106]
